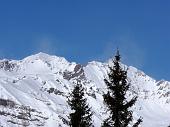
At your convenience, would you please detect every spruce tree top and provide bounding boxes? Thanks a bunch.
[115,49,121,61]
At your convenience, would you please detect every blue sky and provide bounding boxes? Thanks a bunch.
[0,0,170,80]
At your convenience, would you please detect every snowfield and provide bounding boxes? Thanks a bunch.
[0,52,170,127]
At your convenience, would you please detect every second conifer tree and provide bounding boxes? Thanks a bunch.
[68,81,93,127]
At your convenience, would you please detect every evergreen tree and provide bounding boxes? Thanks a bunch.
[68,81,93,127]
[102,50,142,127]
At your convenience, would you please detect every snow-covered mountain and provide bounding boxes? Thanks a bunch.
[0,52,170,127]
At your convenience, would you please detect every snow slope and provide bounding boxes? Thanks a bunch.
[0,52,170,127]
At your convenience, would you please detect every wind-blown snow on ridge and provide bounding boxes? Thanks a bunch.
[0,52,170,127]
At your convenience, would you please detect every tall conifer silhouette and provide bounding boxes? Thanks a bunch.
[102,50,142,127]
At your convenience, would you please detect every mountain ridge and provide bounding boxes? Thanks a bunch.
[0,52,170,127]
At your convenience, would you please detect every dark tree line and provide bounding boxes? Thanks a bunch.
[67,50,142,127]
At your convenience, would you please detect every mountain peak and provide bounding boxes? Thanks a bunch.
[35,52,51,57]
[22,52,68,64]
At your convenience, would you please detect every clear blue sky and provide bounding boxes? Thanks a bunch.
[0,0,170,80]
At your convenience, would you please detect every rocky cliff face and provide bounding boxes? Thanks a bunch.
[0,52,170,127]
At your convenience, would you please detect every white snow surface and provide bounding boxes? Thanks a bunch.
[0,52,170,127]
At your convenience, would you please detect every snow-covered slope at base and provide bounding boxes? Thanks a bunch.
[0,52,170,127]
